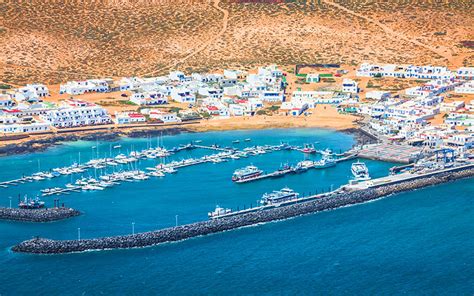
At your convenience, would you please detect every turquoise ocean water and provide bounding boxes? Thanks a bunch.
[0,128,472,295]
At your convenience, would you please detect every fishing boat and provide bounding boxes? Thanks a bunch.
[260,187,299,206]
[18,195,45,209]
[232,140,240,144]
[208,205,232,218]
[301,144,316,154]
[195,140,202,143]
[244,138,251,142]
[232,165,263,182]
[351,161,370,180]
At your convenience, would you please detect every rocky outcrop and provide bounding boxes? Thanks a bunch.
[0,207,80,222]
[12,166,474,254]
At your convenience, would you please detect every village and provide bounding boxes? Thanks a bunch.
[0,63,474,154]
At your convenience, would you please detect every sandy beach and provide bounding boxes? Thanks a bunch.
[0,105,358,155]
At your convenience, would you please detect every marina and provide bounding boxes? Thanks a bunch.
[1,128,472,294]
[13,162,474,254]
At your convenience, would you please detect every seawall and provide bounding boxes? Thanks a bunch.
[0,207,80,223]
[12,167,474,254]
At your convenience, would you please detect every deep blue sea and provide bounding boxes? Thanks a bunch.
[0,128,473,295]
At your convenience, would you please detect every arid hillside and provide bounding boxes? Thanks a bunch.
[0,0,472,85]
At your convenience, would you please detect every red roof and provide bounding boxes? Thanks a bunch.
[207,106,218,111]
[3,109,21,113]
[128,113,144,118]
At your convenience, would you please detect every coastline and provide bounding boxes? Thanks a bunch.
[0,108,361,156]
[12,164,474,254]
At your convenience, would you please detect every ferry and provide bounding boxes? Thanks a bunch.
[351,161,370,180]
[314,157,336,169]
[260,187,300,206]
[232,165,263,182]
[19,196,45,209]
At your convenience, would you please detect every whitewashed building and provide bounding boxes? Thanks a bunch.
[148,110,180,123]
[130,91,168,105]
[342,79,359,93]
[40,105,112,128]
[114,112,146,124]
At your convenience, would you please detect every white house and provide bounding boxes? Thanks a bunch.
[148,110,180,123]
[0,94,14,107]
[445,113,474,127]
[455,80,474,94]
[456,67,474,80]
[445,133,474,149]
[40,105,112,128]
[130,91,168,105]
[342,79,359,93]
[114,112,146,124]
[14,84,49,102]
[365,91,391,101]
[0,122,50,134]
[171,88,196,104]
[440,101,465,112]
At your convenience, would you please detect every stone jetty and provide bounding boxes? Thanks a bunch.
[12,166,474,254]
[0,207,80,222]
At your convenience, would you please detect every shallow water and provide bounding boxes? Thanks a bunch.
[0,128,472,295]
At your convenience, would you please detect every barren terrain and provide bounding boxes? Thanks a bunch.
[0,0,472,85]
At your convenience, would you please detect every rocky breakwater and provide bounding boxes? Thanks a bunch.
[0,207,80,222]
[12,167,474,254]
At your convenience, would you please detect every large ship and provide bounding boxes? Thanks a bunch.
[260,187,300,205]
[232,165,263,182]
[351,161,370,180]
[18,195,45,209]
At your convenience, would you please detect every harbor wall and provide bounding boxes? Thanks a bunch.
[12,167,474,254]
[0,207,80,222]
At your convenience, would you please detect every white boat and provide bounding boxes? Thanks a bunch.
[208,205,232,218]
[149,171,165,177]
[260,187,299,205]
[351,161,370,180]
[314,157,336,169]
[113,145,122,149]
[163,167,177,174]
[321,148,333,157]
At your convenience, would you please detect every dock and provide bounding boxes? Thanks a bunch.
[13,162,474,254]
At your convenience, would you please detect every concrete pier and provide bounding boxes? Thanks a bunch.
[0,207,80,222]
[12,164,474,254]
